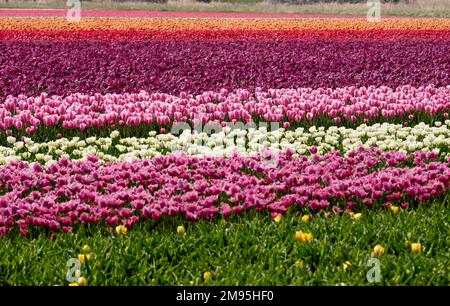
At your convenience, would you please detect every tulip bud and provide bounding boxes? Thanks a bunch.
[115,225,127,236]
[390,206,399,215]
[273,215,283,223]
[177,225,186,235]
[372,244,385,257]
[411,243,421,254]
[352,213,362,221]
[78,254,85,265]
[295,231,313,242]
[203,271,212,281]
[78,277,88,286]
[295,260,304,268]
[342,261,351,272]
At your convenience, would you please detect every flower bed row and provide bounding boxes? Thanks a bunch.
[2,18,449,31]
[1,40,447,98]
[2,29,448,41]
[1,122,449,166]
[1,86,448,138]
[0,148,448,236]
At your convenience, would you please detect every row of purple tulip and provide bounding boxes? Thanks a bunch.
[0,40,448,98]
[0,147,448,236]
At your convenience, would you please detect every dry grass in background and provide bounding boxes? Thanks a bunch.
[0,0,448,17]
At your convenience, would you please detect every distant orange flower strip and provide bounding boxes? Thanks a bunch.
[0,18,449,31]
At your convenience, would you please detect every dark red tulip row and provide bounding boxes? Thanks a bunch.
[1,29,448,41]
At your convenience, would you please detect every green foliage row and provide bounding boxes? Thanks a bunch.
[1,200,448,285]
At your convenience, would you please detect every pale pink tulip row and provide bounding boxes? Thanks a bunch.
[1,85,448,134]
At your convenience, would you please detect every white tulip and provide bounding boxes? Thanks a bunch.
[110,130,120,139]
[14,142,24,150]
[85,137,96,144]
[6,136,16,144]
[29,144,39,153]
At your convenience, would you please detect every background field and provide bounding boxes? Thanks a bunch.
[0,0,449,17]
[0,0,448,287]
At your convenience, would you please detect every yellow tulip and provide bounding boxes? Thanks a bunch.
[177,225,186,235]
[301,215,310,223]
[78,254,85,265]
[342,261,352,272]
[273,215,283,223]
[390,206,399,215]
[295,260,304,268]
[352,213,362,221]
[78,277,88,286]
[203,272,212,281]
[372,244,385,257]
[411,243,421,254]
[115,225,127,236]
[68,282,79,286]
[82,244,91,253]
[295,231,313,242]
[78,254,93,265]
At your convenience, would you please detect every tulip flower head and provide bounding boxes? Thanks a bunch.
[115,225,127,236]
[273,215,283,223]
[78,254,93,265]
[295,231,313,243]
[372,244,385,257]
[390,206,399,215]
[342,261,352,272]
[82,245,91,253]
[411,243,421,254]
[295,260,304,268]
[203,272,212,281]
[78,254,86,265]
[177,225,186,236]
[352,213,362,221]
[78,277,88,286]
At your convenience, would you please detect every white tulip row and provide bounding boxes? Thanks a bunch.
[1,121,449,166]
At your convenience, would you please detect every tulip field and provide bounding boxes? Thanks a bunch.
[0,9,449,286]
